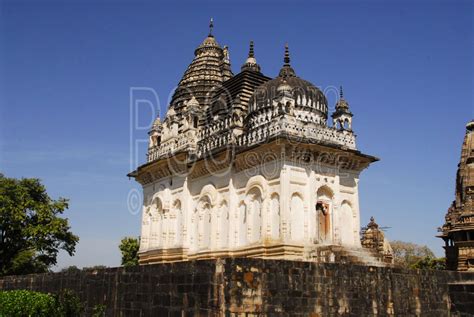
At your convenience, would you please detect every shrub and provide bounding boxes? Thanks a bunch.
[60,265,81,273]
[92,304,107,317]
[119,237,139,267]
[411,256,446,270]
[55,289,83,316]
[0,289,84,317]
[0,290,58,316]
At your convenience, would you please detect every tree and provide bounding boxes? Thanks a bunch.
[390,240,444,269]
[60,265,80,273]
[0,174,79,276]
[119,237,139,267]
[412,256,446,270]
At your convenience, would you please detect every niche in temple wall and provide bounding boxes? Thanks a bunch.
[270,193,280,240]
[217,201,229,248]
[316,185,334,243]
[195,196,212,250]
[246,187,263,243]
[339,201,355,246]
[290,193,304,241]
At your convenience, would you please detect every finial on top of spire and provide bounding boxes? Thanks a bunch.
[249,41,255,58]
[278,43,296,77]
[284,43,290,66]
[209,18,214,36]
[367,216,379,229]
[334,85,351,113]
[241,41,260,72]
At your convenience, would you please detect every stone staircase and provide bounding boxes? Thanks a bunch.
[305,245,389,267]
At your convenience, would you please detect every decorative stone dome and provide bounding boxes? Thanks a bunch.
[194,35,220,55]
[247,44,328,125]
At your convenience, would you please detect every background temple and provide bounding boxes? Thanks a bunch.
[439,120,474,271]
[129,23,391,265]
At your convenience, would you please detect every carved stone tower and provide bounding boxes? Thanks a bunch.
[439,120,474,271]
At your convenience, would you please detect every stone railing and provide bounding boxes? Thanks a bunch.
[148,133,197,162]
[198,117,232,139]
[197,130,233,157]
[148,119,356,163]
[237,120,356,150]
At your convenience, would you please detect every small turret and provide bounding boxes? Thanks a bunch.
[183,96,200,130]
[332,86,353,131]
[148,117,162,148]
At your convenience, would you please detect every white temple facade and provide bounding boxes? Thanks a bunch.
[129,22,378,264]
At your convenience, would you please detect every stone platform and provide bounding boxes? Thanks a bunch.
[1,258,474,316]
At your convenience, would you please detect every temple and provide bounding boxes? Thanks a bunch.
[129,21,386,264]
[438,120,474,271]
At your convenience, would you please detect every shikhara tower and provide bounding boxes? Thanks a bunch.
[439,120,474,271]
[129,22,379,264]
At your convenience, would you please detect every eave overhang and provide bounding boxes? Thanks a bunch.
[128,135,378,186]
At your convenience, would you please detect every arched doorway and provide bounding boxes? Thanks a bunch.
[316,186,333,243]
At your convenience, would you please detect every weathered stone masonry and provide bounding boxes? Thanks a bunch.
[1,259,473,316]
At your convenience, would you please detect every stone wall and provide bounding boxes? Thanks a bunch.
[0,259,473,316]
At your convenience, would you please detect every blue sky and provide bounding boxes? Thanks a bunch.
[0,0,472,268]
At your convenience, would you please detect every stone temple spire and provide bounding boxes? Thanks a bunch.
[439,120,474,270]
[278,43,296,78]
[241,41,261,72]
[457,120,474,208]
[168,19,234,114]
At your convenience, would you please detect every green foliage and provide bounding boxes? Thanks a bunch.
[0,174,79,276]
[55,289,83,317]
[60,265,81,273]
[0,290,58,316]
[119,236,139,267]
[411,256,446,270]
[390,240,438,268]
[0,289,84,317]
[92,304,107,317]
